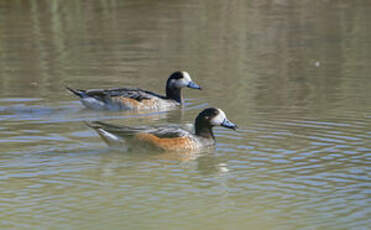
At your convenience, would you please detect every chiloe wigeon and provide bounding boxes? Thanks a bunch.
[66,71,201,111]
[86,107,237,152]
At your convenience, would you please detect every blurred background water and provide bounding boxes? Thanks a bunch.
[0,0,370,229]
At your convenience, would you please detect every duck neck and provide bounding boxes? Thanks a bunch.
[195,120,215,140]
[166,86,183,104]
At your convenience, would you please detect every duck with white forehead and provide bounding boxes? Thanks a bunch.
[86,107,238,152]
[66,71,201,111]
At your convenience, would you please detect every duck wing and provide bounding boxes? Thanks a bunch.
[86,121,190,138]
[66,86,165,101]
[146,125,191,138]
[88,88,165,101]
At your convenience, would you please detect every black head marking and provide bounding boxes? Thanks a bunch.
[194,107,237,138]
[166,71,184,90]
[197,107,219,122]
[165,71,200,103]
[194,107,220,139]
[165,71,184,103]
[168,71,184,80]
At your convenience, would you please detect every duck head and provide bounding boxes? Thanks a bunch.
[195,107,238,139]
[166,71,201,103]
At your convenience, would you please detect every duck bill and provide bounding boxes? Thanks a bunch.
[221,119,238,130]
[187,81,202,90]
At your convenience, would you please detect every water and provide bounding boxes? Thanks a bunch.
[1,0,370,229]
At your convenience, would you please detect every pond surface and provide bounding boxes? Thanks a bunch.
[0,1,370,229]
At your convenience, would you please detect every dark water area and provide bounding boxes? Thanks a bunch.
[0,1,370,229]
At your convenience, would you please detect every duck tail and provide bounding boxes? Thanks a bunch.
[84,121,98,130]
[85,121,123,145]
[65,86,87,98]
[85,121,121,130]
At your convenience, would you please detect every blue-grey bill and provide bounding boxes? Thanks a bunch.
[187,81,202,90]
[221,119,238,130]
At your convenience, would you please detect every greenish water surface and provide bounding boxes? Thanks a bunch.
[0,1,370,229]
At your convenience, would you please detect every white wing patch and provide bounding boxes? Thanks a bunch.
[98,129,121,142]
[96,128,128,150]
[81,97,106,110]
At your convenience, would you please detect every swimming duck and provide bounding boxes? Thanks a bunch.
[66,71,201,111]
[86,107,237,152]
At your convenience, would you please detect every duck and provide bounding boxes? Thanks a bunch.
[66,71,201,111]
[86,107,237,152]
